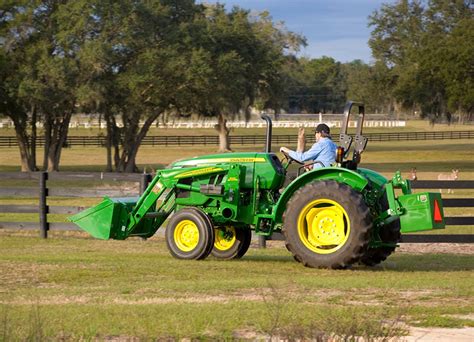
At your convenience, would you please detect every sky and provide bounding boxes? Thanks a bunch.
[199,0,396,63]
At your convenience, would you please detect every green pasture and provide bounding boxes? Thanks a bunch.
[0,138,473,233]
[0,119,473,137]
[0,234,473,340]
[0,125,473,339]
[0,138,473,175]
[1,119,473,174]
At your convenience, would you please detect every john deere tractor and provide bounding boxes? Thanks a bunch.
[70,101,445,268]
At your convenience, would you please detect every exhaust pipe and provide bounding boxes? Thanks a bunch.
[260,114,272,153]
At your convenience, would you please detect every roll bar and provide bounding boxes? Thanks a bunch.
[339,101,368,167]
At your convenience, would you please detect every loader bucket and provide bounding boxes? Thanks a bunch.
[69,197,139,240]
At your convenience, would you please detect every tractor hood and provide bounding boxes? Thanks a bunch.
[171,152,270,168]
[170,152,285,190]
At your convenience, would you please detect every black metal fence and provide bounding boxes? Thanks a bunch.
[401,180,474,243]
[0,172,151,237]
[0,172,473,243]
[1,130,473,148]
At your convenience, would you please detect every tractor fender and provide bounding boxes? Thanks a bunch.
[357,168,388,190]
[274,167,369,223]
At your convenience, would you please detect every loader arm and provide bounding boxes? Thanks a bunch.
[69,165,237,240]
[126,173,173,234]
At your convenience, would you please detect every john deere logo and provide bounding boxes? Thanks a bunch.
[175,167,224,179]
[197,157,265,164]
[229,158,265,163]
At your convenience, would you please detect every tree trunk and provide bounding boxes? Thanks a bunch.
[215,113,231,152]
[105,135,113,173]
[10,110,36,172]
[106,113,122,171]
[109,112,161,173]
[14,128,34,172]
[30,106,37,169]
[123,145,139,173]
[124,112,161,172]
[104,111,115,172]
[114,113,137,172]
[43,119,51,171]
[43,111,72,172]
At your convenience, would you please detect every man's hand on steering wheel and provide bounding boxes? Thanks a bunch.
[279,147,303,165]
[279,146,292,165]
[280,146,291,155]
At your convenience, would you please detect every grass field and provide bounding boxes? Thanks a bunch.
[0,119,473,137]
[1,119,473,173]
[0,139,473,175]
[1,124,473,340]
[0,138,473,232]
[0,233,473,340]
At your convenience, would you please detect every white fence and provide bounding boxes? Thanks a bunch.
[153,120,406,129]
[0,119,406,129]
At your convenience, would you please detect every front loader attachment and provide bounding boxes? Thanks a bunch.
[69,197,151,240]
[69,173,177,240]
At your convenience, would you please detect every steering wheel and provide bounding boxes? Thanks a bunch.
[280,151,304,165]
[280,149,304,167]
[280,149,326,175]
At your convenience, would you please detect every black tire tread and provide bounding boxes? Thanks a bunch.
[360,219,401,266]
[165,207,214,260]
[185,207,216,258]
[211,227,252,259]
[360,187,402,266]
[282,180,372,269]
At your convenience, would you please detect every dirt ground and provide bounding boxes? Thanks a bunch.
[405,327,474,341]
[397,244,474,342]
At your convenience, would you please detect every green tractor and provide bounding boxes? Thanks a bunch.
[70,101,445,268]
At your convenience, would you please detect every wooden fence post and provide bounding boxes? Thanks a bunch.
[39,171,49,238]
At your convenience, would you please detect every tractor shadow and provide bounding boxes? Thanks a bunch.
[356,253,474,272]
[242,252,474,272]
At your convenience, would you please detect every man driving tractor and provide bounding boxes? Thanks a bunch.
[280,123,337,168]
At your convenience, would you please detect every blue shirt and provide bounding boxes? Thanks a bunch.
[288,137,337,168]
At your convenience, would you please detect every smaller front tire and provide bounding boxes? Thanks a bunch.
[211,226,252,259]
[166,208,214,260]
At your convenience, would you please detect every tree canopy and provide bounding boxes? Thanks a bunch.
[0,0,304,170]
[368,0,473,122]
[0,0,472,172]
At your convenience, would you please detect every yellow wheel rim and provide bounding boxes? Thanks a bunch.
[297,198,350,254]
[214,226,237,251]
[174,220,199,252]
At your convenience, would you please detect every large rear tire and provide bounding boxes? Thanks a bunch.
[360,189,401,266]
[211,226,252,259]
[360,219,401,266]
[166,208,214,260]
[283,180,372,269]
